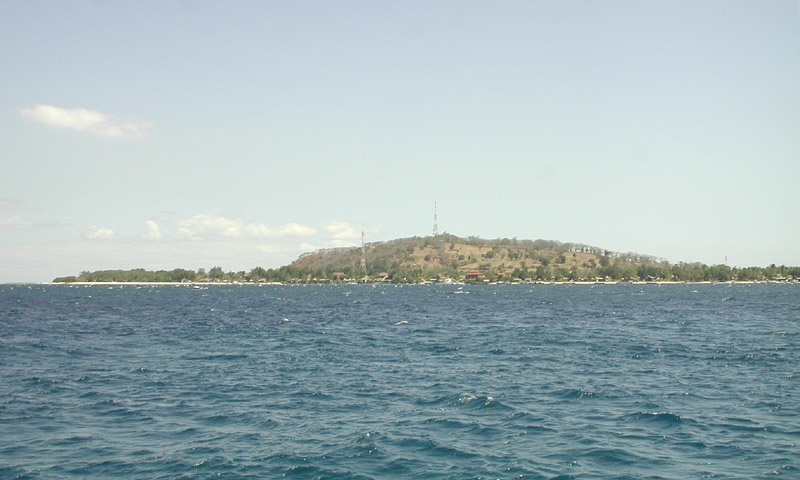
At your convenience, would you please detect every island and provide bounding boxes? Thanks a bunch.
[53,234,800,284]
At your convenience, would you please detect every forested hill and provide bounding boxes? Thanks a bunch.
[53,234,799,283]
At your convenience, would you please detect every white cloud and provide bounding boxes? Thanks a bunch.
[325,220,361,239]
[245,222,317,238]
[19,104,151,138]
[176,214,241,238]
[84,225,114,240]
[298,242,318,252]
[175,214,317,240]
[297,238,359,254]
[141,220,162,240]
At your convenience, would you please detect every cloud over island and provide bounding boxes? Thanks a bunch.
[175,214,317,240]
[141,220,162,240]
[325,220,362,239]
[84,225,114,240]
[19,104,151,138]
[0,212,376,281]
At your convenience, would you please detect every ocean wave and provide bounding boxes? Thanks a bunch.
[198,413,235,426]
[620,411,688,427]
[556,388,606,400]
[420,392,508,411]
[172,426,200,437]
[502,411,555,433]
[3,283,798,479]
[711,417,775,434]
[422,417,471,430]
[48,434,96,446]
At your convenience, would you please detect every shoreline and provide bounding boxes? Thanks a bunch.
[42,280,799,286]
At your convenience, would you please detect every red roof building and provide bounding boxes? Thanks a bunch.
[465,269,482,280]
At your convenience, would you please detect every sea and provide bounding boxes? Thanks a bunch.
[0,283,798,479]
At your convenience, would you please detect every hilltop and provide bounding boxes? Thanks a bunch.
[53,234,800,284]
[291,234,648,283]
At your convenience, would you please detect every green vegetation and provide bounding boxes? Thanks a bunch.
[53,268,200,283]
[53,234,800,284]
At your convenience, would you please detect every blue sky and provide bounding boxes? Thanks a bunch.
[1,1,798,282]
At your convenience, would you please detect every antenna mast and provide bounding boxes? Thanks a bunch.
[433,202,439,237]
[360,230,367,272]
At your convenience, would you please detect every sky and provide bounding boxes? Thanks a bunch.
[1,1,799,282]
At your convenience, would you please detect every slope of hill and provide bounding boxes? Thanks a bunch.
[291,233,666,282]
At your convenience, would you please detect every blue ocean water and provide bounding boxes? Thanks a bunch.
[0,283,798,479]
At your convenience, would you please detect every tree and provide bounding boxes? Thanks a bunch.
[535,266,551,280]
[249,266,268,281]
[170,268,195,282]
[567,269,579,281]
[709,264,732,282]
[208,266,224,280]
[553,267,569,281]
[540,256,550,267]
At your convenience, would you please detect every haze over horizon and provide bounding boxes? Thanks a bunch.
[1,1,798,283]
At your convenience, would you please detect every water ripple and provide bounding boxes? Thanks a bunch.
[1,283,798,479]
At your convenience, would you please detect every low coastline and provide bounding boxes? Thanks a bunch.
[48,280,798,286]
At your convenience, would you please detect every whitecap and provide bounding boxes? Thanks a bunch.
[456,393,477,404]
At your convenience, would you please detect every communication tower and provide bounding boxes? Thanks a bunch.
[360,230,367,272]
[433,202,439,237]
